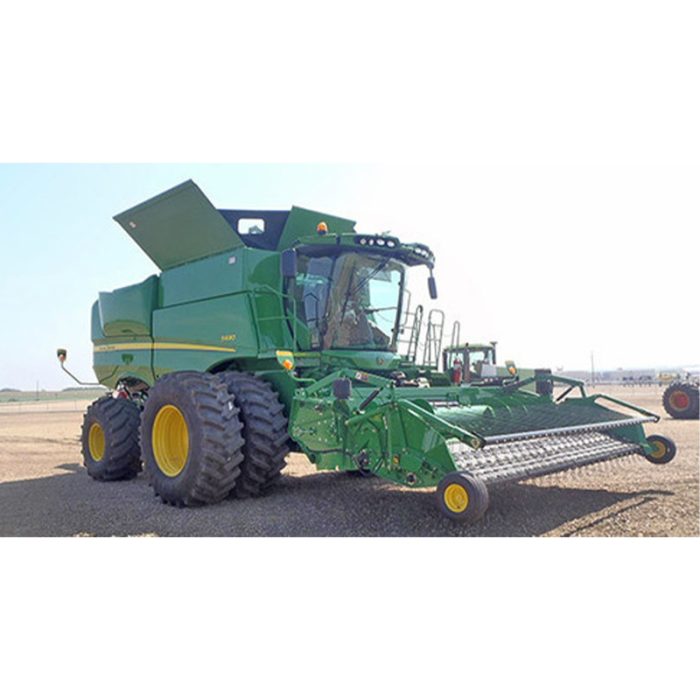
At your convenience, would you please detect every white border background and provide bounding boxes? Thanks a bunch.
[1,2,698,698]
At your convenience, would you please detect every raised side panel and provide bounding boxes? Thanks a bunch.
[91,300,105,343]
[98,275,158,337]
[91,299,155,388]
[114,180,244,270]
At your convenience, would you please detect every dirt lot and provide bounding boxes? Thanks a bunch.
[0,386,697,537]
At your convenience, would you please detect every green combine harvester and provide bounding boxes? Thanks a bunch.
[58,181,676,523]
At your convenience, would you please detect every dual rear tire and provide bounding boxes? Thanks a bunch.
[140,372,244,506]
[219,371,290,498]
[81,396,141,481]
[80,371,289,506]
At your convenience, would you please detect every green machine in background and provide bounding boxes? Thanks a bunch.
[59,180,676,523]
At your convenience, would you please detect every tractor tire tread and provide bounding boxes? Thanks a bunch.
[141,372,244,507]
[82,396,142,481]
[219,371,290,498]
[662,382,700,420]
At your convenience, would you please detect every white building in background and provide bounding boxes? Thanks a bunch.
[561,367,692,385]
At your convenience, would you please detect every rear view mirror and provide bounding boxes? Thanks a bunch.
[56,348,67,363]
[428,275,438,300]
[281,249,298,278]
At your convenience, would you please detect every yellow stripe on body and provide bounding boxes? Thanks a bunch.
[94,342,237,353]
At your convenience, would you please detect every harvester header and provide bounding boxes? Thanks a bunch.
[58,180,677,524]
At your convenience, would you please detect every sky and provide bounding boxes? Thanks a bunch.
[0,162,696,390]
[2,4,697,390]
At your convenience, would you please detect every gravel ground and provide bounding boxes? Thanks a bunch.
[0,386,697,537]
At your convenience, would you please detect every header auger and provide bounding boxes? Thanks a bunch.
[60,180,677,524]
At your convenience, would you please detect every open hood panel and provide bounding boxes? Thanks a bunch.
[114,180,244,270]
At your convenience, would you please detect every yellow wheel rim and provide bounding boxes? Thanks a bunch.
[649,440,667,460]
[88,423,106,462]
[444,483,469,513]
[152,405,190,477]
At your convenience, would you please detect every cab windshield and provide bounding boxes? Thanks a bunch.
[288,252,404,351]
[468,348,495,366]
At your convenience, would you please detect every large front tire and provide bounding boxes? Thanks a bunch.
[219,371,290,497]
[81,396,141,481]
[141,372,244,506]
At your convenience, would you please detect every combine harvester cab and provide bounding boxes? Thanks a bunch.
[59,180,677,524]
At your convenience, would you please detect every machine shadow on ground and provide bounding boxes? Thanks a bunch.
[0,461,674,537]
